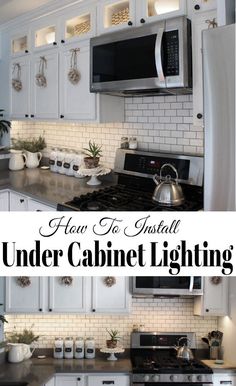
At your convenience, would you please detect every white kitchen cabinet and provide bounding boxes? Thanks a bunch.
[213,373,236,386]
[97,0,187,34]
[31,15,59,51]
[44,377,55,386]
[5,277,45,313]
[187,0,216,17]
[60,42,96,121]
[9,191,28,211]
[87,374,130,386]
[0,277,5,344]
[55,375,84,386]
[27,199,56,211]
[194,277,229,316]
[31,50,59,119]
[91,277,130,313]
[0,190,9,211]
[10,28,30,57]
[10,57,31,119]
[49,277,86,313]
[192,10,217,126]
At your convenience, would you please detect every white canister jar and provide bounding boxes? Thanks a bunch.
[129,137,138,149]
[72,152,84,178]
[63,150,75,176]
[74,337,84,359]
[64,337,74,359]
[54,337,64,359]
[49,147,58,173]
[85,337,95,359]
[56,149,66,174]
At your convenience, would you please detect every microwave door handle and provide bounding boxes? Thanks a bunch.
[155,28,165,83]
[189,277,194,292]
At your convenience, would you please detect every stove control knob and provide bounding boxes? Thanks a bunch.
[170,375,178,382]
[187,375,192,382]
[152,375,160,382]
[197,375,203,382]
[144,375,150,382]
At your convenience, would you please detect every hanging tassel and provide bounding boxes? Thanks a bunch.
[68,48,81,85]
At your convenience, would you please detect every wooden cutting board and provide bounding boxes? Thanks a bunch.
[202,360,236,370]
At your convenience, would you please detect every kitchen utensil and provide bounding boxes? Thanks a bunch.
[174,337,194,361]
[9,150,26,171]
[152,163,185,206]
[8,343,30,363]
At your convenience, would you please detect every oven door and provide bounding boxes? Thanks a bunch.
[132,277,203,296]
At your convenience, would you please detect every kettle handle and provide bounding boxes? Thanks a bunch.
[178,337,191,346]
[160,163,179,183]
[153,174,159,185]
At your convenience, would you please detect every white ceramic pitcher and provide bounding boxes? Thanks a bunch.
[8,343,29,363]
[24,151,42,168]
[9,150,26,171]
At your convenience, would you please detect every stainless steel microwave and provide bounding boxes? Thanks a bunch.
[90,16,192,96]
[132,277,203,296]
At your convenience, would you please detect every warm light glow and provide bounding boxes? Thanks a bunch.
[154,0,179,15]
[46,31,55,44]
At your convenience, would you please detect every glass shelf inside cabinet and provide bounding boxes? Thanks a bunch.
[104,0,130,28]
[147,0,180,17]
[66,13,91,40]
[35,25,56,47]
[12,36,28,54]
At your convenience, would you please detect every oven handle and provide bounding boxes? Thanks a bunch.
[155,27,165,84]
[220,382,232,384]
[189,276,194,292]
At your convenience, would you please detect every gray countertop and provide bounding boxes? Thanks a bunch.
[0,168,117,208]
[0,357,132,386]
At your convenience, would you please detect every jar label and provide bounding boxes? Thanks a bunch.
[87,348,94,354]
[76,348,83,353]
[57,161,62,167]
[65,348,72,352]
[49,160,55,165]
[55,348,62,352]
[63,162,70,169]
[73,165,79,171]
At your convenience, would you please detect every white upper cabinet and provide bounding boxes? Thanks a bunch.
[48,277,86,313]
[97,0,187,33]
[60,4,96,45]
[191,10,217,126]
[31,50,59,119]
[187,0,216,16]
[6,277,45,313]
[31,15,59,52]
[91,277,130,313]
[194,277,229,316]
[10,28,30,57]
[10,57,30,119]
[60,42,96,121]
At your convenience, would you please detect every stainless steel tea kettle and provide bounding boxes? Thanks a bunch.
[174,337,194,361]
[152,163,185,206]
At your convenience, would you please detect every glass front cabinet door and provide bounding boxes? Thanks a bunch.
[98,0,136,34]
[31,16,59,51]
[137,0,187,24]
[11,29,30,56]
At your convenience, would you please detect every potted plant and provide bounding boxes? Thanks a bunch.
[6,325,40,360]
[0,110,11,145]
[0,304,8,351]
[106,329,121,349]
[11,135,46,169]
[83,140,102,169]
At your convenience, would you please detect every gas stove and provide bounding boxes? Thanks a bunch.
[58,149,204,211]
[131,332,213,385]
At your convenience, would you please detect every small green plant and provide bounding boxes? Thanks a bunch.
[106,329,121,342]
[0,304,7,325]
[7,325,39,345]
[0,110,11,138]
[84,140,102,159]
[12,135,46,153]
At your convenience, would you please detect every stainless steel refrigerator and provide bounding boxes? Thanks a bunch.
[203,24,235,210]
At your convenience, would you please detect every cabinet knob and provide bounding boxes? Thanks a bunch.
[205,309,209,312]
[25,50,29,54]
[39,308,42,312]
[92,309,96,312]
[30,114,35,118]
[77,378,81,381]
[53,41,57,46]
[60,115,64,119]
[197,113,203,119]
[61,39,65,44]
[20,199,24,203]
[140,18,146,24]
[194,4,200,10]
[25,114,29,118]
[49,308,52,312]
[128,21,133,26]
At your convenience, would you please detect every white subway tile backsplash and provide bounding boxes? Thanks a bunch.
[11,95,203,169]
